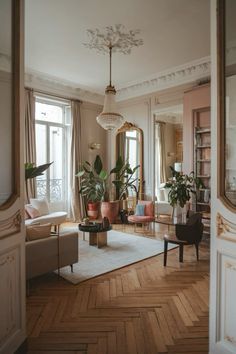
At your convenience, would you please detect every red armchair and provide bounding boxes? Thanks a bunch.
[128,200,155,231]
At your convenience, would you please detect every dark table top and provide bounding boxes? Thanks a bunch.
[79,222,112,233]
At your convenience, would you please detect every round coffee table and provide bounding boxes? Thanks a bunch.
[79,222,112,248]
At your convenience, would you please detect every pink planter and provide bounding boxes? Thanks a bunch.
[101,201,119,224]
[87,202,99,220]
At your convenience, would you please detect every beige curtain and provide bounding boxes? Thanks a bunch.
[156,122,167,184]
[70,100,86,221]
[25,88,36,201]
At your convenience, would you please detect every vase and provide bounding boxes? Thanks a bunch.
[100,201,119,224]
[173,203,187,223]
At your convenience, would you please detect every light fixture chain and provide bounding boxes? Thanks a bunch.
[109,45,112,87]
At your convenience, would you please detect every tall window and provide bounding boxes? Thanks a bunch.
[35,96,71,212]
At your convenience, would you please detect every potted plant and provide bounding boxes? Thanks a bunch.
[76,155,106,219]
[164,166,196,222]
[76,155,140,223]
[111,156,140,209]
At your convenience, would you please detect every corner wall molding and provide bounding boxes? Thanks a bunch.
[116,56,211,101]
[217,212,236,242]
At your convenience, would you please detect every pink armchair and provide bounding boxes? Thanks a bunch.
[128,201,155,232]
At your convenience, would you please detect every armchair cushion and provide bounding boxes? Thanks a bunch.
[135,204,145,216]
[30,197,50,216]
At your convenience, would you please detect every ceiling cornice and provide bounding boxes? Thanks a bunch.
[24,69,104,105]
[116,56,211,101]
[23,56,210,104]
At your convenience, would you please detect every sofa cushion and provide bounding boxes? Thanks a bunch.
[25,204,40,219]
[30,197,49,216]
[25,211,67,226]
[26,223,52,241]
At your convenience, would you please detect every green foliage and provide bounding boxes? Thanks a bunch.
[164,166,196,208]
[112,157,140,200]
[25,162,52,180]
[76,155,140,202]
[76,155,107,202]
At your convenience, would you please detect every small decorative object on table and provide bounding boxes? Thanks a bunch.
[83,217,90,225]
[102,217,110,229]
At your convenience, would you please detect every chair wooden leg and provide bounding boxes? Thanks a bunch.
[164,239,168,266]
[179,244,184,263]
[195,243,199,261]
[70,264,74,273]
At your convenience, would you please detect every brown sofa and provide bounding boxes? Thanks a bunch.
[26,231,78,280]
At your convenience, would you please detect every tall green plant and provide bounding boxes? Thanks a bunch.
[111,156,140,200]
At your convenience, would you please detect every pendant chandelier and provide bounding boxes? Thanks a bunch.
[84,25,143,131]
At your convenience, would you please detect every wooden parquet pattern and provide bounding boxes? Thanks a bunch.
[27,231,209,354]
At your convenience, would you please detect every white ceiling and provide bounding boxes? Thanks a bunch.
[25,0,210,94]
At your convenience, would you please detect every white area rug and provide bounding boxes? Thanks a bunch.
[59,230,176,284]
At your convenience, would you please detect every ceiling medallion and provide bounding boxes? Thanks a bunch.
[84,24,143,131]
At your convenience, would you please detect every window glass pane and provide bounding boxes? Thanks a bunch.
[36,101,63,123]
[129,139,137,169]
[126,130,137,138]
[35,124,47,199]
[35,123,47,174]
[49,126,63,202]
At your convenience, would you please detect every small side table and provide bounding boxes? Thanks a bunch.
[79,223,112,248]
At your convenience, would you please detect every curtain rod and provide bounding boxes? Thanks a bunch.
[25,86,82,104]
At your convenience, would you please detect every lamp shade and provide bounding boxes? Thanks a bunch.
[96,86,124,130]
[174,162,182,172]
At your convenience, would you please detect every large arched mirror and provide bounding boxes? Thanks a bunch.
[218,0,236,210]
[0,0,20,210]
[116,122,144,198]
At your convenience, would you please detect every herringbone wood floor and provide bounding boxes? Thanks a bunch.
[27,224,210,354]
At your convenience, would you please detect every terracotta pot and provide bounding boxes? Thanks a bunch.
[87,202,99,220]
[101,201,119,224]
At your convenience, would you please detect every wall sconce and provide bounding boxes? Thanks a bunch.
[89,142,101,150]
[167,152,176,157]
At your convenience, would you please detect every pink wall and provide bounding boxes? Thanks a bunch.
[183,84,210,173]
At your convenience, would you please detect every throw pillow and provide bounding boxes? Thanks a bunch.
[26,223,52,241]
[25,204,40,219]
[30,197,50,216]
[135,204,145,216]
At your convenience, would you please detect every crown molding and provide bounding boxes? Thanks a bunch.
[116,56,211,101]
[23,56,211,104]
[24,69,104,105]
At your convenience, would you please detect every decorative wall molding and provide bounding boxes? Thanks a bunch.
[25,70,104,105]
[0,210,21,239]
[23,56,211,105]
[116,56,211,101]
[217,212,236,242]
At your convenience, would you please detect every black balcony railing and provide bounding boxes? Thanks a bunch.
[36,178,62,202]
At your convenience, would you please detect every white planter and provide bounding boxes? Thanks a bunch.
[173,203,187,223]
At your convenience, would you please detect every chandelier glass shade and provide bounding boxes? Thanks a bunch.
[96,84,124,130]
[96,46,124,131]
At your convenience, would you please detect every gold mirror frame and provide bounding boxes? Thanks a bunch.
[115,122,144,198]
[217,0,236,211]
[0,0,21,210]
